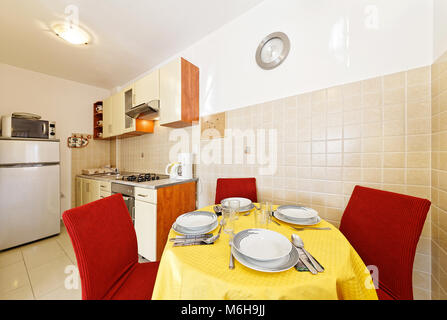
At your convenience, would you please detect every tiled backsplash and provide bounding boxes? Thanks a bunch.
[431,50,447,300]
[70,139,112,208]
[116,124,196,174]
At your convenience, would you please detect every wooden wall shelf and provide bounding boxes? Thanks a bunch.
[93,101,104,139]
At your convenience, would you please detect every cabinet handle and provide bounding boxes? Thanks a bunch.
[137,194,148,197]
[100,185,106,188]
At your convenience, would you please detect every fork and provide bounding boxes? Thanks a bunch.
[291,226,331,231]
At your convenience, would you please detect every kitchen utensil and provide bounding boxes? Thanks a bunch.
[169,234,213,241]
[291,226,331,231]
[291,234,324,273]
[229,240,235,270]
[213,205,222,216]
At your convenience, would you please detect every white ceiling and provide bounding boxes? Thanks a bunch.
[0,0,263,89]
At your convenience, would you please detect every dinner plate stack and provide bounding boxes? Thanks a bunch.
[273,205,321,226]
[221,197,255,212]
[172,211,218,235]
[231,229,299,272]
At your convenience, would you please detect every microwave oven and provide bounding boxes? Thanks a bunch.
[1,116,56,139]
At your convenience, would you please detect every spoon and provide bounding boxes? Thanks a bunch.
[291,234,324,273]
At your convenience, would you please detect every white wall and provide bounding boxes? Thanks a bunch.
[0,63,110,214]
[120,0,432,116]
[433,0,447,60]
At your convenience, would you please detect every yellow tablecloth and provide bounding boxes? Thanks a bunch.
[152,205,378,300]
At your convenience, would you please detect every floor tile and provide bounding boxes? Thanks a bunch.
[38,284,81,300]
[21,237,67,270]
[27,255,75,298]
[0,260,30,295]
[0,285,34,300]
[0,247,23,268]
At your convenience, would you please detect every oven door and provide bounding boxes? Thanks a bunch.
[12,118,49,139]
[119,194,135,225]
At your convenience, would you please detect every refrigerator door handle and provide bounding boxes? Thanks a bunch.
[0,162,60,168]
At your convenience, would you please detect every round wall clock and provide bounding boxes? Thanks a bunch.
[255,32,290,70]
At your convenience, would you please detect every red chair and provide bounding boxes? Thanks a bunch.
[215,178,258,204]
[339,186,430,300]
[62,194,160,300]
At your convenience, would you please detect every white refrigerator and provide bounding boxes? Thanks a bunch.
[0,138,61,250]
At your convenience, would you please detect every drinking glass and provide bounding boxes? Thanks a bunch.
[222,201,237,235]
[254,202,270,229]
[261,201,272,223]
[228,199,240,220]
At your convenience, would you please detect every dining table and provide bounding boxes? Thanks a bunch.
[151,204,378,300]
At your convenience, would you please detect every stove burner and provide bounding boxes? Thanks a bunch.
[120,172,166,183]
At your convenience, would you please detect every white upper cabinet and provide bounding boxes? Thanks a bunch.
[102,96,112,138]
[134,70,160,107]
[159,58,199,128]
[111,91,124,136]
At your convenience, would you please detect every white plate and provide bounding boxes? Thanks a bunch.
[276,205,318,220]
[221,197,252,209]
[172,220,219,236]
[231,245,299,273]
[176,211,217,231]
[233,229,292,261]
[273,212,322,226]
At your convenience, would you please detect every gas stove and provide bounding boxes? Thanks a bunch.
[118,172,169,183]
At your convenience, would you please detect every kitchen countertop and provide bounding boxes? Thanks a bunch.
[76,173,198,190]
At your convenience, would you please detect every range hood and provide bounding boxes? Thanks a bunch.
[126,100,160,120]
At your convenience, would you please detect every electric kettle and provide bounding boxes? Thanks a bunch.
[165,162,181,179]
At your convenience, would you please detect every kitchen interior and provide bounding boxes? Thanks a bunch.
[1,0,447,301]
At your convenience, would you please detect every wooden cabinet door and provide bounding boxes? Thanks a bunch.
[160,58,182,126]
[134,70,160,107]
[102,97,113,138]
[135,200,157,261]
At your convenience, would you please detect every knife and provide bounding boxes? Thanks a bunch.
[169,234,212,241]
[297,248,318,274]
[173,241,211,247]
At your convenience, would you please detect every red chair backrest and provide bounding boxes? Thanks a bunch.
[215,178,258,204]
[62,194,138,300]
[339,186,430,300]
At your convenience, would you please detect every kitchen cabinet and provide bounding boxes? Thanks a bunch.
[159,58,199,128]
[101,86,154,139]
[135,199,157,261]
[81,178,100,205]
[75,177,83,207]
[102,97,112,138]
[134,70,160,107]
[111,91,124,136]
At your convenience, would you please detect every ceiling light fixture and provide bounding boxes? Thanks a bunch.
[52,23,90,45]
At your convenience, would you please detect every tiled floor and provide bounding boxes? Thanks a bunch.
[0,222,82,300]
